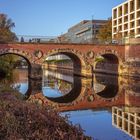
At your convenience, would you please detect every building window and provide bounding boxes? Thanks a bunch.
[124,3,128,15]
[130,30,135,37]
[130,0,134,12]
[130,123,135,135]
[124,16,128,23]
[114,20,117,26]
[137,28,140,34]
[124,23,128,30]
[130,13,135,20]
[118,18,122,24]
[113,9,117,19]
[137,0,140,10]
[136,127,140,139]
[118,25,122,31]
[118,6,122,17]
[113,27,117,32]
[137,20,140,27]
[130,21,135,28]
[124,113,128,119]
[124,31,128,37]
[137,11,140,18]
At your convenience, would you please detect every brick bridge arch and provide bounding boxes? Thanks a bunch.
[0,43,127,77]
[93,49,123,75]
[42,48,92,77]
[0,48,42,78]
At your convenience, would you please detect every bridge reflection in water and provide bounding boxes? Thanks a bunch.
[17,69,140,140]
[26,69,121,109]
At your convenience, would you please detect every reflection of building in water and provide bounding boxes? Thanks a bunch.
[58,80,73,95]
[43,70,74,83]
[94,83,106,93]
[43,70,73,95]
[112,107,140,140]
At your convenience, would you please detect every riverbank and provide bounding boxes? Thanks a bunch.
[0,92,91,140]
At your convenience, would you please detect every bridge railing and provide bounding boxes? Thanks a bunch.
[17,35,59,43]
[15,35,125,45]
[1,35,140,45]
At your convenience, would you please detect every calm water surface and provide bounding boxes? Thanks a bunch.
[1,68,140,140]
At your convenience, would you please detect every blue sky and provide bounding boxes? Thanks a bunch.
[0,0,126,36]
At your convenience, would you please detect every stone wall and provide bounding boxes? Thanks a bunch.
[124,45,140,77]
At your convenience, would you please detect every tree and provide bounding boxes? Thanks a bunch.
[0,54,21,78]
[97,18,112,43]
[0,13,17,43]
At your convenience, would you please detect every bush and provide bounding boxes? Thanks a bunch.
[0,93,91,140]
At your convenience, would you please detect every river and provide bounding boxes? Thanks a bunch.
[0,68,140,140]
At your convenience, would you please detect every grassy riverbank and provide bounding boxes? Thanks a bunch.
[0,92,91,140]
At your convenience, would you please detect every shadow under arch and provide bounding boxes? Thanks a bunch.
[95,74,119,99]
[45,76,82,103]
[24,70,82,103]
[96,85,118,98]
[43,49,90,77]
[95,53,119,75]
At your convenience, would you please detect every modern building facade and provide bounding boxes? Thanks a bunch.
[112,107,140,140]
[58,20,107,44]
[112,0,140,39]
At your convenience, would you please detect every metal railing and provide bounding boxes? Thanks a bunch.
[1,35,140,45]
[16,35,125,45]
[17,35,59,43]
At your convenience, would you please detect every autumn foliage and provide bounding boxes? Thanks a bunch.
[0,14,17,43]
[97,18,112,43]
[0,92,91,140]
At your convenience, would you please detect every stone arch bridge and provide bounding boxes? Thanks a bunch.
[0,43,138,77]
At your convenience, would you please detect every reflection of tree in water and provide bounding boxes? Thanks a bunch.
[0,69,21,94]
[0,81,23,100]
[57,80,73,95]
[0,54,21,79]
[46,75,73,95]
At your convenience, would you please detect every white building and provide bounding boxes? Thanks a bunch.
[46,54,70,61]
[112,0,140,39]
[58,20,107,44]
